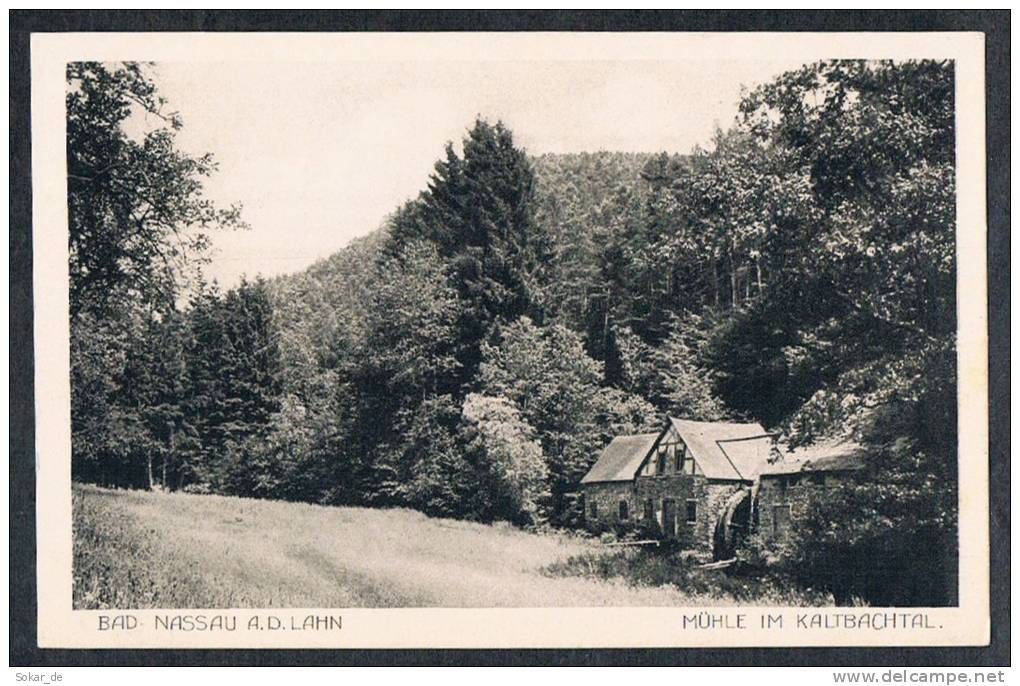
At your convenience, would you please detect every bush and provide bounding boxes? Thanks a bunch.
[741,447,957,606]
[181,482,212,495]
[543,546,831,605]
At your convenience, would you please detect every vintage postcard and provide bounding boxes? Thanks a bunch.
[30,30,989,649]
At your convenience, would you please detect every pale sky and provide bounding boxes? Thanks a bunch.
[148,58,807,287]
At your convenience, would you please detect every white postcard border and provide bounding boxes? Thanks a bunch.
[31,30,989,649]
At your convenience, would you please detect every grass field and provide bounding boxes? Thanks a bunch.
[73,483,829,609]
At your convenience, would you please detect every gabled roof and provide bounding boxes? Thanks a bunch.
[580,433,659,484]
[761,440,866,476]
[668,417,774,481]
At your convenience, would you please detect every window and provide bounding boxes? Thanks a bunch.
[686,499,698,523]
[656,446,667,475]
[681,444,697,474]
[643,458,655,476]
[590,501,598,518]
[772,504,792,534]
[644,499,654,521]
[619,500,629,520]
[670,442,696,475]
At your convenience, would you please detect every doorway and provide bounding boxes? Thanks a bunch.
[662,499,677,539]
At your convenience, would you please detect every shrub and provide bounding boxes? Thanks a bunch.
[543,546,831,605]
[741,445,957,606]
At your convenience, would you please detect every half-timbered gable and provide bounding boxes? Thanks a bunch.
[581,417,777,560]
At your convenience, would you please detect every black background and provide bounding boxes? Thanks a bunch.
[9,9,1010,667]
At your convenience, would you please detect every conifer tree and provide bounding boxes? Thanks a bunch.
[389,119,550,370]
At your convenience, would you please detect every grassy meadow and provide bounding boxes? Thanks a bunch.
[73,483,830,609]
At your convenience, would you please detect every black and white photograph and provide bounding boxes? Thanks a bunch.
[64,51,963,606]
[17,23,999,655]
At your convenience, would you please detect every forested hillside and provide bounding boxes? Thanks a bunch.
[68,60,958,604]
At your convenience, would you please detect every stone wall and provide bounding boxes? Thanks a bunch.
[581,481,635,533]
[583,477,747,559]
[633,475,743,559]
[633,473,701,549]
[757,472,843,543]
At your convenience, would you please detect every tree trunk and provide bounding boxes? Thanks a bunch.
[730,263,739,309]
[146,454,154,491]
[711,260,720,308]
[165,429,174,489]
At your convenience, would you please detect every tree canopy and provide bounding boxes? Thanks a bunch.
[69,59,959,605]
[67,62,245,317]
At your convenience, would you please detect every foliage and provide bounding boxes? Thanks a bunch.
[543,547,833,606]
[459,394,550,525]
[70,307,144,486]
[612,316,728,420]
[740,444,957,606]
[396,395,479,518]
[69,60,959,606]
[339,241,465,407]
[531,151,653,340]
[722,60,958,605]
[478,317,659,524]
[327,241,467,506]
[175,278,283,494]
[734,60,956,443]
[66,62,244,317]
[68,62,247,490]
[389,118,550,339]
